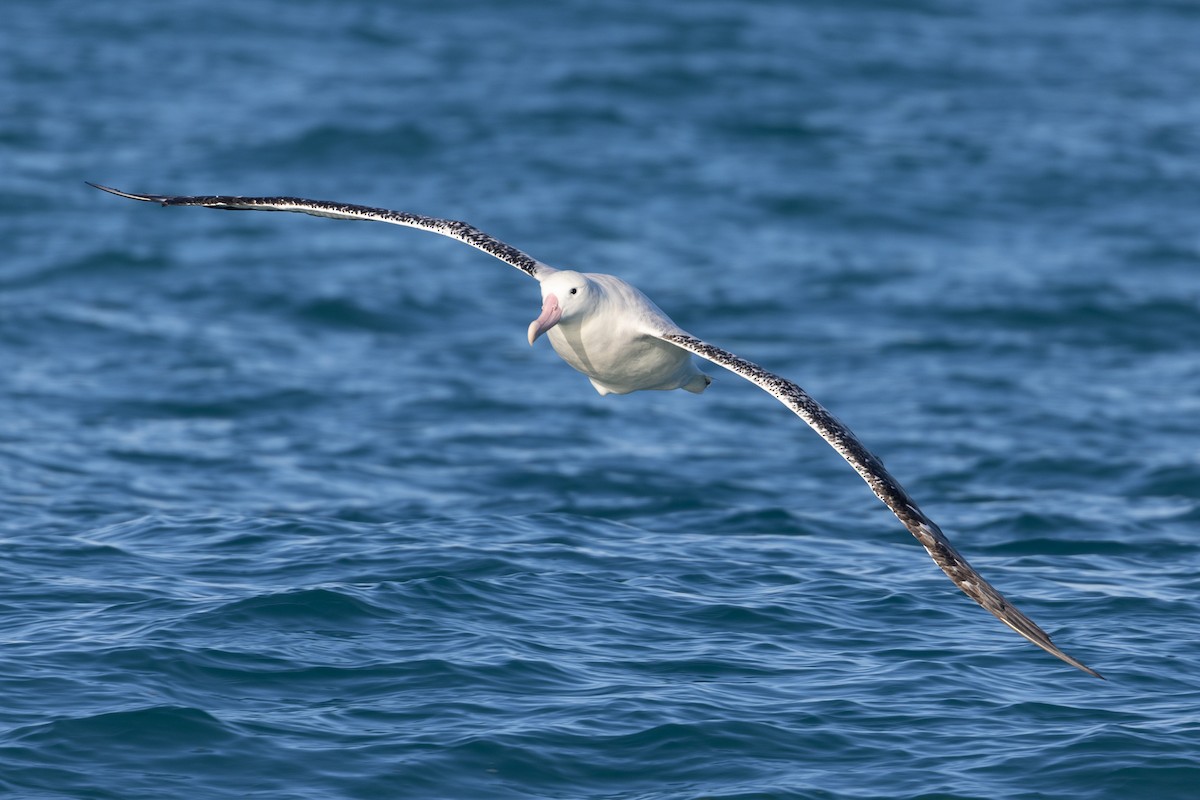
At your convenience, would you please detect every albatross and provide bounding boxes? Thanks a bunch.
[87,181,1102,679]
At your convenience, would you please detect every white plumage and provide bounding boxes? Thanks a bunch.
[530,270,711,396]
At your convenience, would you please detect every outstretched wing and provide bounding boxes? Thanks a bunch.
[661,331,1102,679]
[86,183,554,280]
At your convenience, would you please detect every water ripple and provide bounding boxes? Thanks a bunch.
[4,1,1200,798]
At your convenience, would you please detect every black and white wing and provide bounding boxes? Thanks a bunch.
[86,183,554,280]
[661,331,1102,679]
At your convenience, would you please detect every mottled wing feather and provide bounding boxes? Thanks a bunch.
[85,183,551,279]
[661,332,1102,679]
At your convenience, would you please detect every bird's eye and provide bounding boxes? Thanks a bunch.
[570,288,578,295]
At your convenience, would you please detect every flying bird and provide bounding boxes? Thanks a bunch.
[87,181,1102,679]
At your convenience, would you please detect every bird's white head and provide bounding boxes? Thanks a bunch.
[527,270,592,345]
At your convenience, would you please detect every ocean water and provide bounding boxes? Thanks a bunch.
[3,1,1199,797]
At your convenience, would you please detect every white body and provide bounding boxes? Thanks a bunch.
[534,271,711,395]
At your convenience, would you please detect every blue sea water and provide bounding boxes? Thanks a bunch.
[3,1,1200,797]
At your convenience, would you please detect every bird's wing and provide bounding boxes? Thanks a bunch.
[86,183,554,280]
[660,331,1102,679]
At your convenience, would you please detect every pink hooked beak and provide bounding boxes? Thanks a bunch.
[527,292,562,345]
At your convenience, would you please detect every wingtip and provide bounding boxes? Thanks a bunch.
[997,613,1104,679]
[1063,653,1105,680]
[86,180,122,195]
[1023,626,1104,679]
[85,182,161,203]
